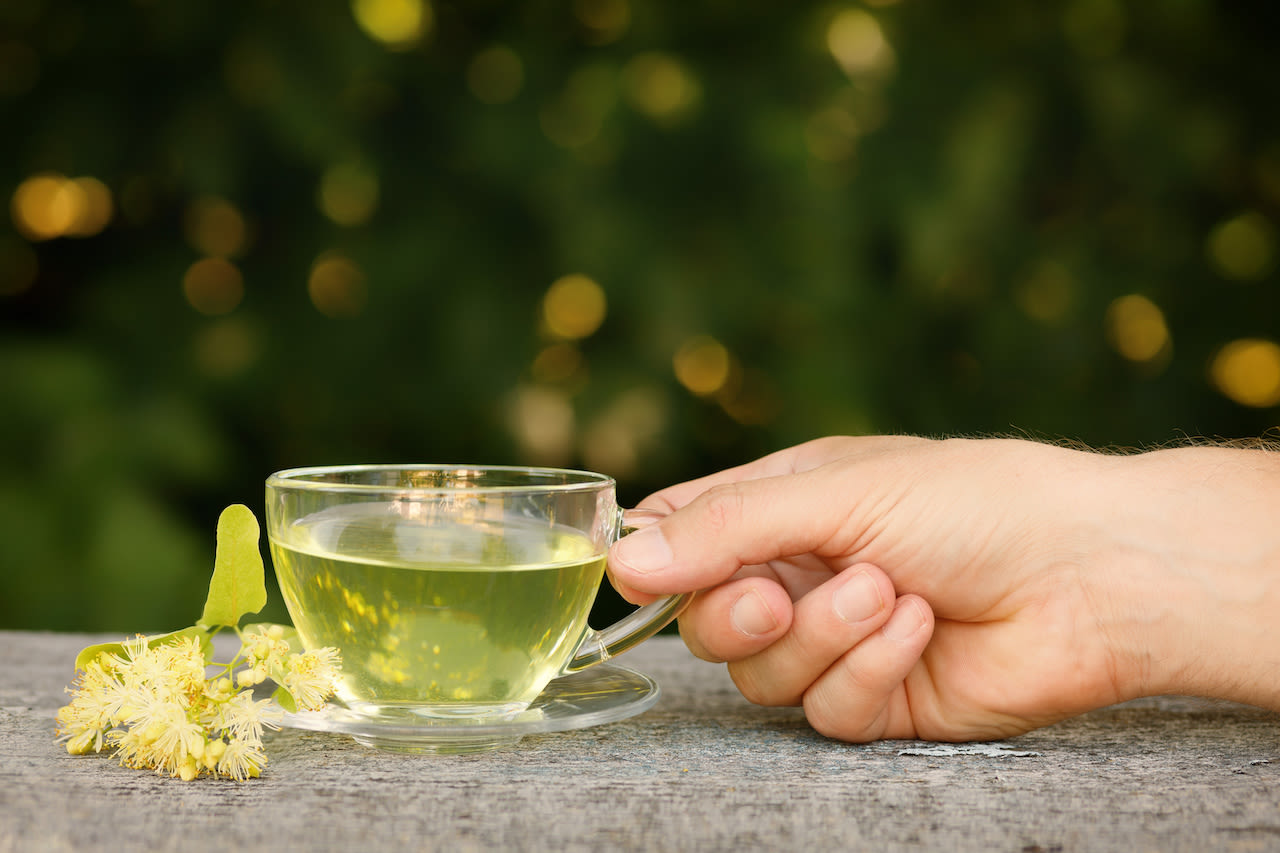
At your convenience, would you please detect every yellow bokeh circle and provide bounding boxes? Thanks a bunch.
[543,274,607,339]
[309,252,368,318]
[183,257,245,316]
[1104,294,1169,363]
[673,335,732,396]
[10,173,113,240]
[352,0,431,50]
[1211,338,1280,408]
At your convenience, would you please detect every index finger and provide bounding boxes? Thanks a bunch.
[635,436,900,514]
[610,435,933,599]
[610,467,859,596]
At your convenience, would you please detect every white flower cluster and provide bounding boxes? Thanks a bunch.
[56,626,341,781]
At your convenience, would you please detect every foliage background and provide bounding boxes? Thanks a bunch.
[2,0,1278,632]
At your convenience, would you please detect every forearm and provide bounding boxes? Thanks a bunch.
[1096,445,1280,709]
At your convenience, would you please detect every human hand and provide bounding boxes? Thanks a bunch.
[608,436,1280,742]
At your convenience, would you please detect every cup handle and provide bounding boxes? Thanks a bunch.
[563,507,692,673]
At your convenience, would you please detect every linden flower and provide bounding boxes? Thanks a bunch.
[115,700,204,777]
[155,636,208,698]
[56,628,341,782]
[244,624,291,667]
[217,736,267,781]
[104,635,166,688]
[218,691,282,743]
[281,648,343,712]
[55,660,122,755]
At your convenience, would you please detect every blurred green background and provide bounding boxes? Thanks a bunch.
[2,0,1278,634]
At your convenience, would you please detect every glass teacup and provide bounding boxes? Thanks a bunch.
[265,464,688,723]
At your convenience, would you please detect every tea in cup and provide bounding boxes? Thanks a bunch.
[265,465,687,723]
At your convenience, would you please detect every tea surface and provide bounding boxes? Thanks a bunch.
[271,503,604,718]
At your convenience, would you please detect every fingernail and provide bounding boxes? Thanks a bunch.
[883,600,927,642]
[833,570,883,624]
[730,589,778,637]
[613,525,674,575]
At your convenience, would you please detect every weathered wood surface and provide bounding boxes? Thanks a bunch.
[3,630,1279,852]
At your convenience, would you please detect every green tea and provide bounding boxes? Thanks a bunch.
[270,502,604,719]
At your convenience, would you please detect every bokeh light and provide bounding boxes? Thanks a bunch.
[530,343,586,386]
[1105,294,1170,365]
[542,274,607,339]
[826,9,895,78]
[308,251,369,318]
[184,197,248,258]
[224,38,284,107]
[1015,261,1076,325]
[673,336,732,396]
[1211,339,1280,408]
[1206,211,1277,281]
[540,65,618,151]
[352,0,432,50]
[507,385,575,465]
[574,0,631,45]
[581,386,667,477]
[182,257,245,316]
[10,174,72,240]
[718,369,782,426]
[467,46,524,105]
[318,162,380,227]
[64,178,113,237]
[623,53,701,124]
[192,318,261,379]
[10,173,113,241]
[805,105,860,163]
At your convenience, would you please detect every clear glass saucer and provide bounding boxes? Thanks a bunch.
[276,663,660,754]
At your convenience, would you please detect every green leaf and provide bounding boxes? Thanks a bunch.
[272,684,298,714]
[74,625,213,672]
[198,504,267,630]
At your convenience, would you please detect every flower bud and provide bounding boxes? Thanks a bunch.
[66,730,95,755]
[186,731,206,760]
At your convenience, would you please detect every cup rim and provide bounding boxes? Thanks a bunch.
[265,463,616,495]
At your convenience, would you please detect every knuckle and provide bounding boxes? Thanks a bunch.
[700,483,747,536]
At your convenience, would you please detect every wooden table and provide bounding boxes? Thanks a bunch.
[3,630,1279,851]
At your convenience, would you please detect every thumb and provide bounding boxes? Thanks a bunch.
[607,467,860,595]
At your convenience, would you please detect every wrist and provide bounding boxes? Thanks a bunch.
[1094,445,1280,708]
